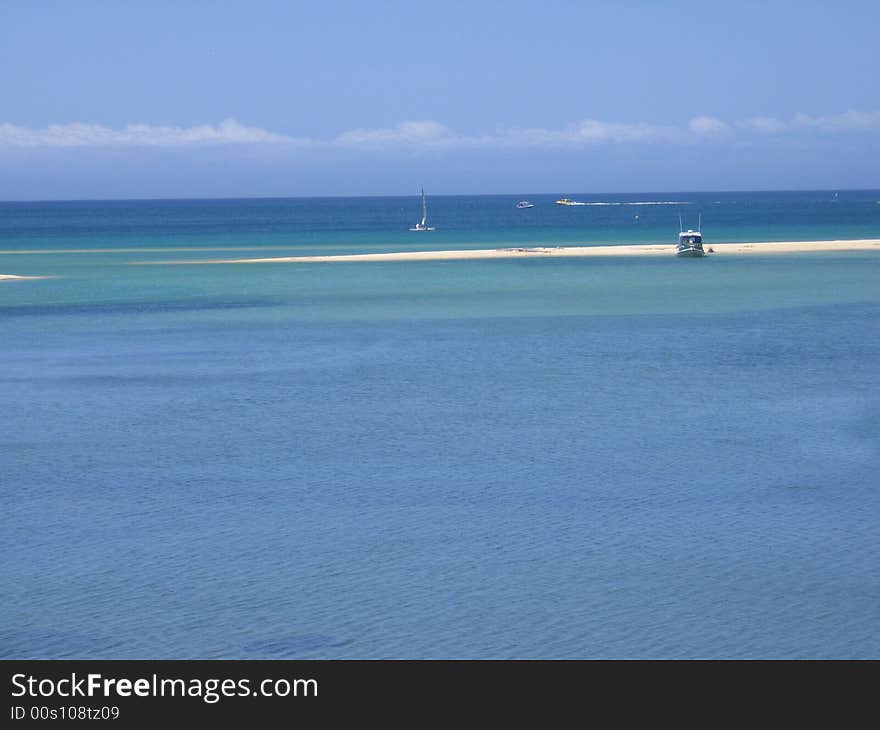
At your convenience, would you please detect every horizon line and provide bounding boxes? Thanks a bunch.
[2,187,879,205]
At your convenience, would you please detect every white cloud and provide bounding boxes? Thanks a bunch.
[333,121,487,148]
[738,116,786,133]
[792,109,880,132]
[333,118,672,150]
[688,116,728,135]
[2,109,878,151]
[506,119,672,146]
[0,118,306,147]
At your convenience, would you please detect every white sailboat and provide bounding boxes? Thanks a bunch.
[410,189,435,231]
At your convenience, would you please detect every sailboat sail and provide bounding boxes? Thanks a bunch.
[410,188,435,231]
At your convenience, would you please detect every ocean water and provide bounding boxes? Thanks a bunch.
[1,191,879,658]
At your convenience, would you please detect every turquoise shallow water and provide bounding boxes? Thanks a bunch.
[1,193,879,658]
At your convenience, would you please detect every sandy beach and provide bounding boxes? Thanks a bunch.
[0,273,45,281]
[137,239,880,265]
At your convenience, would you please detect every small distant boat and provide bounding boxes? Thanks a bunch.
[410,189,435,231]
[676,215,705,257]
[516,201,535,209]
[556,198,589,206]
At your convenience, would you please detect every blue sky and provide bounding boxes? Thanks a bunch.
[1,0,878,199]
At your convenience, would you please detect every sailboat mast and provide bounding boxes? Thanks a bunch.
[421,189,427,226]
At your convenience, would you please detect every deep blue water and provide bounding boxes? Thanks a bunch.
[1,193,879,658]
[3,190,880,257]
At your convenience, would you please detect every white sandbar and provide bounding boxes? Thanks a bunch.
[0,273,46,281]
[135,239,880,265]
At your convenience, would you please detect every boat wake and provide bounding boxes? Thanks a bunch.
[557,199,689,206]
[577,201,690,206]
